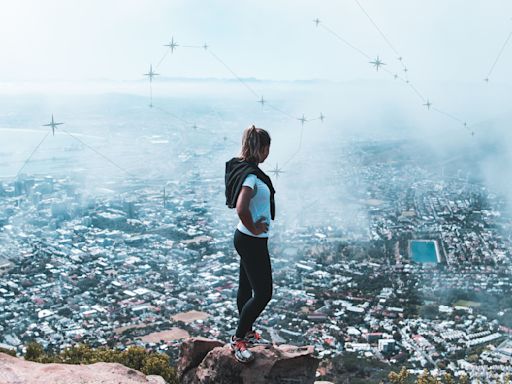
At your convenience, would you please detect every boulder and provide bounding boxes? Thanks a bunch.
[177,336,225,378]
[0,352,165,384]
[177,337,320,384]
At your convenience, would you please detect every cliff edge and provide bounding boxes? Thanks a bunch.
[177,336,320,384]
[0,351,166,384]
[0,337,322,384]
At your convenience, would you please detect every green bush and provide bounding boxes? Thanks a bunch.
[141,354,177,383]
[22,341,178,384]
[0,347,16,356]
[388,367,511,384]
[122,345,147,371]
[24,341,45,361]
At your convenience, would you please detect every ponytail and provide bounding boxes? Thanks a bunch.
[238,124,271,163]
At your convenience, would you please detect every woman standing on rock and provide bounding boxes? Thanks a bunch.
[225,125,275,363]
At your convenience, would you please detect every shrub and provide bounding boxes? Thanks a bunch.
[388,367,510,384]
[22,341,178,384]
[0,347,16,357]
[24,341,45,361]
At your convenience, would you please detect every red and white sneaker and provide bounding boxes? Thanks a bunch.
[230,335,254,363]
[244,330,271,347]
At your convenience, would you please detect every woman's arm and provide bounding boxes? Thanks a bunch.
[236,186,258,234]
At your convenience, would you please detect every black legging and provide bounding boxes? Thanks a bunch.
[233,228,273,338]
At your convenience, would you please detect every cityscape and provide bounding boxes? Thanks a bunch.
[1,129,511,382]
[2,1,512,382]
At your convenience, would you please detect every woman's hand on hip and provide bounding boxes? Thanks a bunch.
[252,216,269,235]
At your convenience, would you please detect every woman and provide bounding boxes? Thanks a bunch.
[224,124,276,363]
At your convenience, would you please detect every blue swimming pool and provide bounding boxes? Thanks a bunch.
[410,240,439,263]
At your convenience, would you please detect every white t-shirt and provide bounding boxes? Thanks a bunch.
[236,173,272,238]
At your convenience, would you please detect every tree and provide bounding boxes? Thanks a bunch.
[388,366,409,384]
[25,341,45,361]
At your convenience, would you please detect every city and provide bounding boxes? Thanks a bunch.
[1,137,511,383]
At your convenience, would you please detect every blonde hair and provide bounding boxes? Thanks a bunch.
[238,125,271,163]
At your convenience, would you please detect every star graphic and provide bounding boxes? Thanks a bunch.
[369,56,385,71]
[297,114,307,126]
[143,64,159,82]
[42,114,64,136]
[164,37,179,53]
[269,163,284,178]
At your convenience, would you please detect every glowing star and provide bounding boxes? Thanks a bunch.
[297,114,307,126]
[257,96,266,107]
[144,64,159,82]
[313,18,320,27]
[164,37,179,53]
[423,100,432,109]
[269,163,284,178]
[42,114,64,136]
[319,113,325,122]
[369,56,385,71]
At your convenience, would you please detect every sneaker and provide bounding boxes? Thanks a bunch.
[230,335,254,363]
[244,329,271,347]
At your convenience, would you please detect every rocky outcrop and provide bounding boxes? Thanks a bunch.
[0,352,165,384]
[0,337,322,384]
[177,336,320,384]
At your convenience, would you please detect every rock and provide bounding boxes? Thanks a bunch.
[0,352,166,384]
[177,336,225,378]
[177,337,320,384]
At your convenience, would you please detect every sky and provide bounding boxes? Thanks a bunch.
[1,0,512,84]
[1,0,512,212]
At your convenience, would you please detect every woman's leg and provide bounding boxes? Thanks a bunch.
[233,230,273,338]
[236,258,252,316]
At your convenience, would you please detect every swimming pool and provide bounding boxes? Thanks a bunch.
[410,240,439,263]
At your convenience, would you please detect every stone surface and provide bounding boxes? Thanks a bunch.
[177,337,320,384]
[177,336,225,379]
[0,352,166,384]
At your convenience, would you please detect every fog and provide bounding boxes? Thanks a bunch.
[1,0,512,228]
